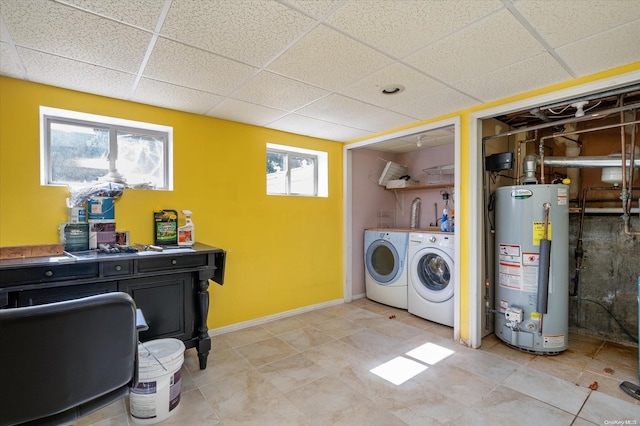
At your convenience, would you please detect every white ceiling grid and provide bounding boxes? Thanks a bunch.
[0,0,638,145]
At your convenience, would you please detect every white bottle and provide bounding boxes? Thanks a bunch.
[178,210,195,246]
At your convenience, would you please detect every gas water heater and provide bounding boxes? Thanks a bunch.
[494,184,569,354]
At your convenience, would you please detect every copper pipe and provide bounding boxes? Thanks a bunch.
[483,102,640,143]
[538,119,640,144]
[516,141,522,185]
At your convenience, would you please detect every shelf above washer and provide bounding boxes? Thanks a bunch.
[385,183,454,192]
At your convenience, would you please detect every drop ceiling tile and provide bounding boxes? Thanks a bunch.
[232,71,330,111]
[132,78,223,115]
[340,62,446,108]
[326,0,503,58]
[144,38,257,96]
[454,53,572,102]
[556,21,640,76]
[296,93,415,131]
[390,87,478,121]
[286,0,343,18]
[16,47,135,99]
[405,9,545,85]
[207,99,287,127]
[514,0,640,48]
[57,0,165,30]
[1,0,150,73]
[160,0,314,67]
[360,108,420,133]
[266,113,370,141]
[268,24,393,91]
[0,42,24,78]
[371,134,453,153]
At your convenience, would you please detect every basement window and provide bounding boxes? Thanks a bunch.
[40,106,173,190]
[266,143,328,197]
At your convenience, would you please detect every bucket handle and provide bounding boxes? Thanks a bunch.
[139,340,169,372]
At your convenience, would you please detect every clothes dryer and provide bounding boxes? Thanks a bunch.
[408,232,454,326]
[364,229,408,309]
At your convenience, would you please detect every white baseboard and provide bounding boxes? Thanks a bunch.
[352,292,366,300]
[208,298,346,336]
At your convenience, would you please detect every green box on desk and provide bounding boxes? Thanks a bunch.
[59,223,89,252]
[88,197,115,222]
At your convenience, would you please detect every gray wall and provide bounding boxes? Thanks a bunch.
[568,215,639,345]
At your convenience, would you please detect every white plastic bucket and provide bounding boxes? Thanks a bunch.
[130,339,185,425]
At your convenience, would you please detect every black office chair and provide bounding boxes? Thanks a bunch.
[0,292,139,426]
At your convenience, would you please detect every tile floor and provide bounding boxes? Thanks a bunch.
[77,298,639,426]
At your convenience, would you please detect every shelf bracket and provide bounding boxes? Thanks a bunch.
[393,190,403,215]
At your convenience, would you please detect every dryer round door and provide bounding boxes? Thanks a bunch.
[410,247,454,302]
[365,240,401,284]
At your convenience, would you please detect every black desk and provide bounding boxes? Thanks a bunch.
[0,243,226,370]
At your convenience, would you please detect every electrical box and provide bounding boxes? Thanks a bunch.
[485,152,514,171]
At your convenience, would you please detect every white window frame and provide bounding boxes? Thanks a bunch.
[267,143,328,197]
[40,106,174,190]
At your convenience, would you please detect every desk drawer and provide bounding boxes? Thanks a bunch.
[102,260,133,277]
[0,262,99,286]
[138,253,208,272]
[17,281,117,306]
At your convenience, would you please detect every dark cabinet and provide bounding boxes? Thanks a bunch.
[121,273,191,342]
[0,243,225,369]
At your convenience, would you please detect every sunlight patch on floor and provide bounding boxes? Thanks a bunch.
[370,356,428,385]
[406,342,455,365]
[369,341,456,385]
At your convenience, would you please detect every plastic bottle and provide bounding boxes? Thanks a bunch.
[450,208,455,232]
[440,207,450,232]
[178,210,195,246]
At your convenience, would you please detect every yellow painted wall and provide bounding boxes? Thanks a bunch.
[0,76,344,328]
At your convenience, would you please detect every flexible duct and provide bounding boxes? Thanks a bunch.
[410,197,421,229]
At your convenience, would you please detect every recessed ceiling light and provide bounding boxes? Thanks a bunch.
[381,84,405,95]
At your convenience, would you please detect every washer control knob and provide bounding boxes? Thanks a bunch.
[429,236,437,243]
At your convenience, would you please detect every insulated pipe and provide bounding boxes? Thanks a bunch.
[537,203,552,317]
[541,156,640,168]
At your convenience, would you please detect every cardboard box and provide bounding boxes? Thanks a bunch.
[0,244,64,259]
[88,197,115,222]
[89,222,116,249]
[68,206,86,223]
[59,223,89,252]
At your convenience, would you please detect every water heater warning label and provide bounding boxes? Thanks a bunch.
[532,222,552,246]
[498,244,522,289]
[544,334,565,348]
[498,244,542,292]
[557,187,568,205]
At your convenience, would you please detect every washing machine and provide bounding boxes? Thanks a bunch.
[408,232,455,326]
[364,229,408,309]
